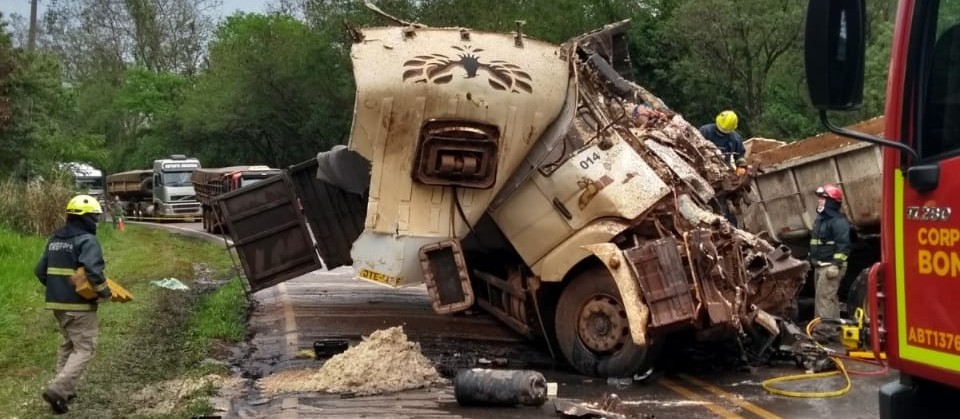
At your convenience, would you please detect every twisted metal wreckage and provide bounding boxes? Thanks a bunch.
[218,14,819,378]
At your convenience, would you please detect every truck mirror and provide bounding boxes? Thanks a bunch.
[907,163,940,193]
[804,0,866,111]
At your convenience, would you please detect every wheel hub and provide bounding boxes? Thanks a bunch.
[577,295,628,353]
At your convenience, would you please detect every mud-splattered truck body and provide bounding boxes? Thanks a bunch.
[217,21,809,377]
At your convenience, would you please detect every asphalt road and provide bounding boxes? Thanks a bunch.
[146,221,894,419]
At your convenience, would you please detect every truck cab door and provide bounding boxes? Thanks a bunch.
[891,4,960,383]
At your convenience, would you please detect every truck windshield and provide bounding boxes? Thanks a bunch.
[76,178,104,190]
[161,171,194,187]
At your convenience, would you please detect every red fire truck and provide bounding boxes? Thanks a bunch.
[805,0,960,416]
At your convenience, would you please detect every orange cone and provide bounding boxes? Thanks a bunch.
[118,216,126,232]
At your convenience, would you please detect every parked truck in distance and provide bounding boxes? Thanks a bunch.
[192,165,281,233]
[106,155,203,220]
[742,116,885,316]
[59,162,105,204]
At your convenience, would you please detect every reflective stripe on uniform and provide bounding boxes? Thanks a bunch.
[810,239,836,245]
[45,302,95,311]
[833,253,849,261]
[46,267,75,276]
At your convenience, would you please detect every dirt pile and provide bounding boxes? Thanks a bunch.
[259,326,446,396]
[748,116,884,167]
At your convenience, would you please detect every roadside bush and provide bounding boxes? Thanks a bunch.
[0,172,75,236]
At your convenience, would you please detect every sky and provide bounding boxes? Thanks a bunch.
[1,0,270,21]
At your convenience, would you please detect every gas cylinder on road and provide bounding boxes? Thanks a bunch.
[453,368,547,407]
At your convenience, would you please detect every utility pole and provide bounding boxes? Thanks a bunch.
[28,0,39,50]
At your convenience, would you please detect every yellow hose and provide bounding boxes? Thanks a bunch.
[761,318,853,398]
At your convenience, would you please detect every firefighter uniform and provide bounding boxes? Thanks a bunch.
[35,195,111,414]
[809,185,851,329]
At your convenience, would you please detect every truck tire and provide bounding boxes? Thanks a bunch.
[554,265,660,377]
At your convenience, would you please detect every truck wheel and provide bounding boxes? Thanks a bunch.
[554,265,659,377]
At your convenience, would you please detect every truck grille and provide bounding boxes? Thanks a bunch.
[171,195,196,201]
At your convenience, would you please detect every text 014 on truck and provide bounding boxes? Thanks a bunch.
[805,0,960,416]
[214,18,810,379]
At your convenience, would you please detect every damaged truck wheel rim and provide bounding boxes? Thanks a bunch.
[578,295,628,353]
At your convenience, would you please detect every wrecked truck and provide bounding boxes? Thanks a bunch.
[215,20,809,377]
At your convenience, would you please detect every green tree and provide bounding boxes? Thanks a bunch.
[666,0,806,136]
[178,13,353,167]
[1,12,106,177]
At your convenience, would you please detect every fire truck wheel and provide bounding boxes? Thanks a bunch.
[554,265,659,377]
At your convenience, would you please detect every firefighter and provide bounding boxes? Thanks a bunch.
[35,194,111,414]
[109,196,124,229]
[701,110,748,227]
[809,184,851,341]
[699,110,747,164]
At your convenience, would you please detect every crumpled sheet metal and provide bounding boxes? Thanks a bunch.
[560,30,808,323]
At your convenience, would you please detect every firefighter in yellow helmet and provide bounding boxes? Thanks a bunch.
[35,194,111,414]
[700,111,748,226]
[700,110,747,166]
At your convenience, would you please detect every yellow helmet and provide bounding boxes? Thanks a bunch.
[66,194,103,215]
[715,110,739,134]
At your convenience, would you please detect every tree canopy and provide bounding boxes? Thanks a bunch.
[0,0,895,176]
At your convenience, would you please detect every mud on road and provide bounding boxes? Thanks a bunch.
[141,222,891,419]
[207,267,891,419]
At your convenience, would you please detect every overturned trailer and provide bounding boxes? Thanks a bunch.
[217,19,809,377]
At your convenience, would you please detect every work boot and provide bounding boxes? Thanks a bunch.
[42,389,69,414]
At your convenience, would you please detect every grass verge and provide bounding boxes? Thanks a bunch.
[0,223,248,418]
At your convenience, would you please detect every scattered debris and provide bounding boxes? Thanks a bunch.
[151,277,190,291]
[547,382,558,398]
[295,349,315,359]
[259,326,445,396]
[132,374,241,416]
[313,338,350,359]
[606,377,632,387]
[555,393,630,419]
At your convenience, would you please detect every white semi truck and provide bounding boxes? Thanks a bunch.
[106,155,203,220]
[60,162,105,204]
